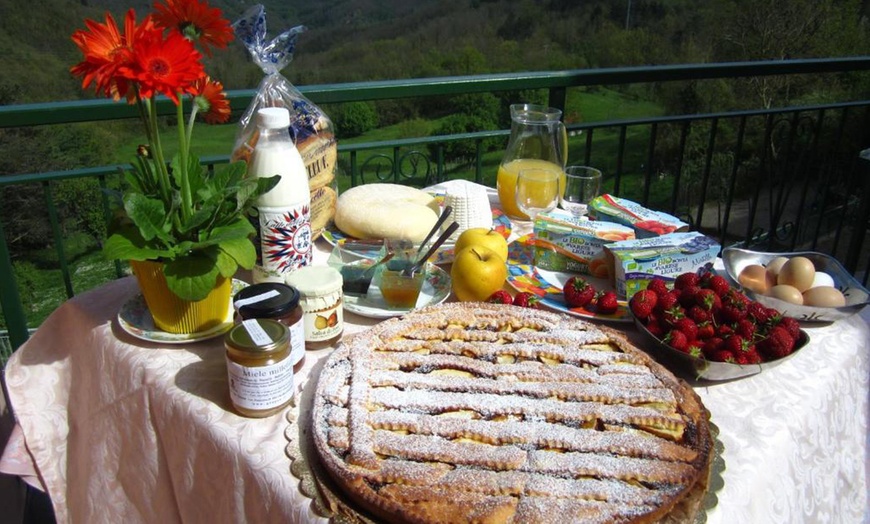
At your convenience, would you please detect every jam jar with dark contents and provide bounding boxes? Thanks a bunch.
[233,283,305,372]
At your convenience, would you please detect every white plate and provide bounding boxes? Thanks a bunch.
[343,265,452,319]
[117,279,247,344]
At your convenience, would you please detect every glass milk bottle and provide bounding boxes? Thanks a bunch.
[248,107,312,283]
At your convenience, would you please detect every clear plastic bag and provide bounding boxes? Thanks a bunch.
[232,5,338,238]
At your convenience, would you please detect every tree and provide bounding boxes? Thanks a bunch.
[716,0,867,108]
[331,102,379,138]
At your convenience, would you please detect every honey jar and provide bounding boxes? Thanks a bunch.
[233,282,305,371]
[224,319,294,418]
[285,266,344,350]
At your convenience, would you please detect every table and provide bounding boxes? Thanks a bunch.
[1,181,868,523]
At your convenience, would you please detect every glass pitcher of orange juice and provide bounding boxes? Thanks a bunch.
[497,104,568,220]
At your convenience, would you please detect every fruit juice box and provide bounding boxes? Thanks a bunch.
[588,194,689,238]
[532,209,635,277]
[605,232,720,299]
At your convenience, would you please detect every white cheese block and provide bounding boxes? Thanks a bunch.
[442,180,493,241]
[334,183,440,242]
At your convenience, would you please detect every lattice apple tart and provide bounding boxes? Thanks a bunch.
[312,303,713,523]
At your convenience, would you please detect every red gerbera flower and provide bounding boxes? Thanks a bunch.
[153,0,234,56]
[70,9,156,101]
[192,76,230,124]
[124,29,204,104]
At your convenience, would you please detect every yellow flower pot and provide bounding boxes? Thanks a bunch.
[130,260,232,334]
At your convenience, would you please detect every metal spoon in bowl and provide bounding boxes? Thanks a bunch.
[416,205,453,258]
[403,222,460,277]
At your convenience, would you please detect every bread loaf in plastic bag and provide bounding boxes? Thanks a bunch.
[231,5,337,239]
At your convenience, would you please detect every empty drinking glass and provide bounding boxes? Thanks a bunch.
[560,166,602,216]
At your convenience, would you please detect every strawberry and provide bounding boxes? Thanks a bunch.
[696,321,715,340]
[707,349,736,363]
[655,291,680,313]
[702,336,724,357]
[718,300,747,324]
[664,329,689,353]
[734,348,763,365]
[777,316,802,341]
[674,272,700,290]
[706,274,732,297]
[487,290,513,304]
[645,318,665,338]
[694,289,722,313]
[660,306,685,327]
[595,291,619,315]
[747,301,776,325]
[735,318,757,340]
[687,304,712,324]
[629,289,658,320]
[687,343,704,359]
[758,326,796,359]
[679,285,702,308]
[563,276,596,308]
[716,323,734,338]
[725,288,752,306]
[512,291,540,309]
[723,334,749,354]
[673,317,698,341]
[646,278,670,298]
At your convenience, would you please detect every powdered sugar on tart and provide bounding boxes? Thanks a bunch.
[312,303,712,524]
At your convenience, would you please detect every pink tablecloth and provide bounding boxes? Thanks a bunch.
[2,180,868,523]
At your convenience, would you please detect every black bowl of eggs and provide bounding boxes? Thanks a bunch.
[722,247,870,322]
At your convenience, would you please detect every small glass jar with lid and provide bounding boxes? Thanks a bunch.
[233,282,305,372]
[285,266,344,350]
[224,319,294,418]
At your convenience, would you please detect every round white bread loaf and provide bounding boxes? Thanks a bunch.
[334,184,440,242]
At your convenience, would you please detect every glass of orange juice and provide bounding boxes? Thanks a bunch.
[497,158,565,220]
[515,167,561,222]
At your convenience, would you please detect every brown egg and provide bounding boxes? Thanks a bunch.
[803,286,846,308]
[777,257,815,292]
[769,284,804,305]
[738,264,775,294]
[765,256,790,277]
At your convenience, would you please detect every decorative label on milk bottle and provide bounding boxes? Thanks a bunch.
[252,204,312,282]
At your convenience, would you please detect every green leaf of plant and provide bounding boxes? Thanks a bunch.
[181,200,218,234]
[124,193,171,243]
[217,232,257,271]
[225,160,247,181]
[215,245,241,277]
[103,225,170,261]
[236,175,280,212]
[163,250,221,301]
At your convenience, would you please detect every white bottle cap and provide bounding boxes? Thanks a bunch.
[257,107,291,129]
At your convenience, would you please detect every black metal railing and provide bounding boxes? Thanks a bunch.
[2,58,870,354]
